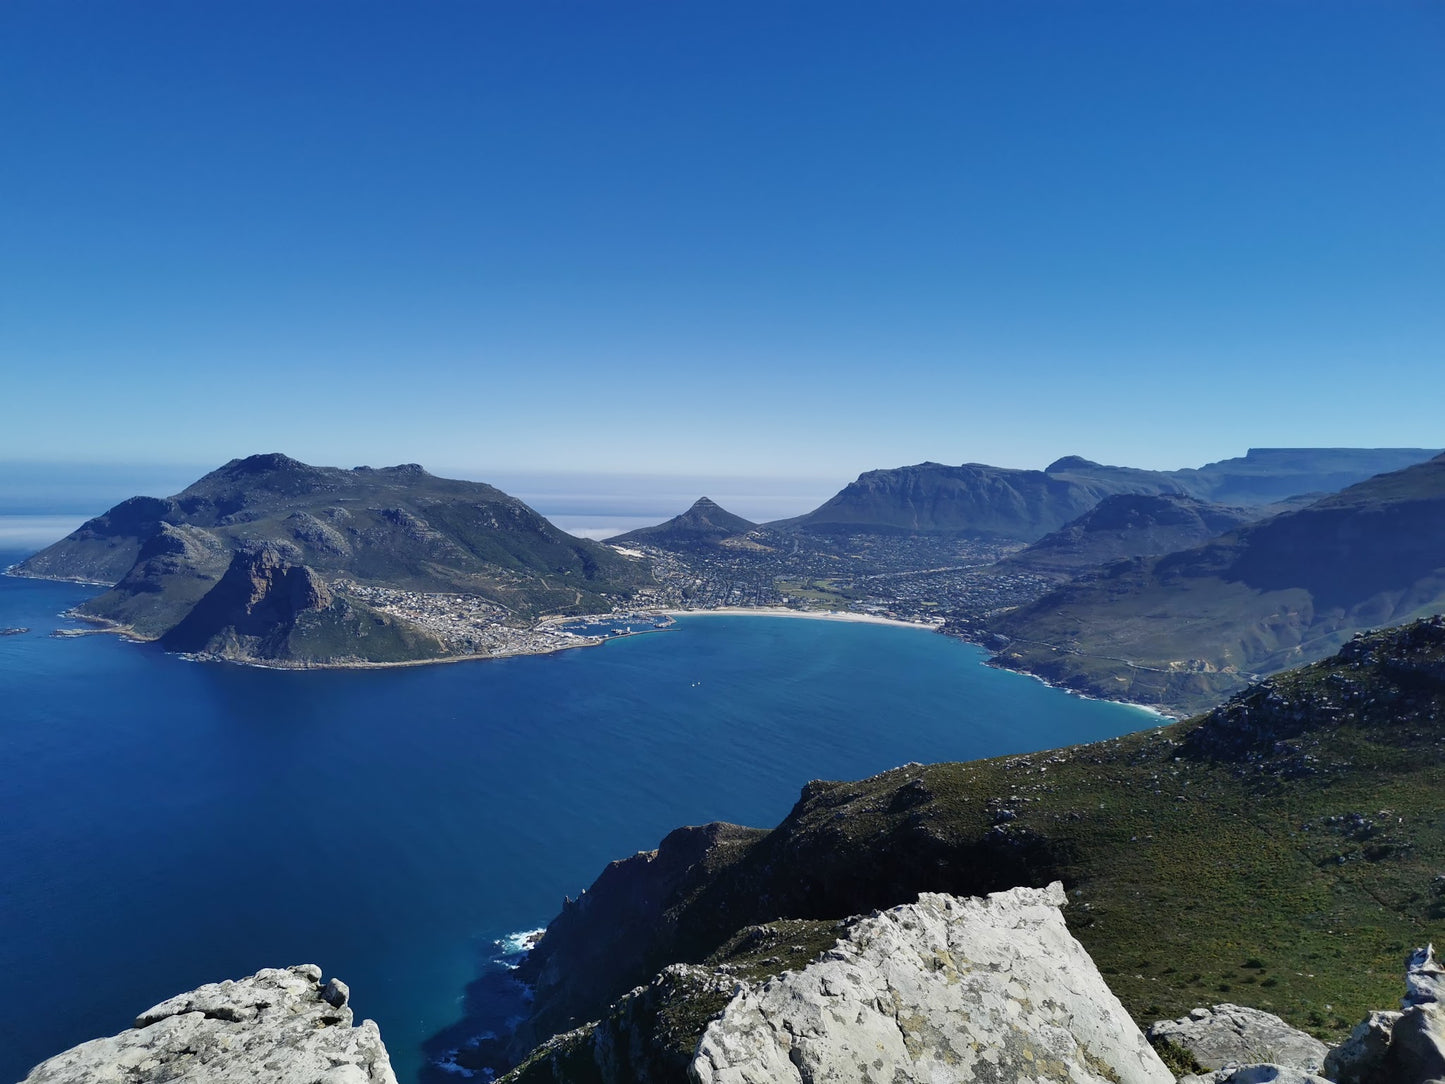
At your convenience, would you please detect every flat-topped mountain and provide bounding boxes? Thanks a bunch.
[772,460,1189,541]
[774,448,1439,542]
[13,454,646,665]
[984,452,1445,712]
[1178,446,1444,504]
[497,618,1445,1081]
[610,497,757,549]
[1000,492,1271,579]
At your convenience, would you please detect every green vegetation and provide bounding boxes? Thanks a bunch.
[774,577,866,608]
[509,618,1445,1076]
[988,453,1445,713]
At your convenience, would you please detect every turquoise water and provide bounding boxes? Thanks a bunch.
[0,556,1158,1082]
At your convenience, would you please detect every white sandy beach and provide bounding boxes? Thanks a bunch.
[660,606,943,631]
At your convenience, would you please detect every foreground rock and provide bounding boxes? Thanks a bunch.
[22,965,397,1084]
[691,883,1172,1084]
[1326,944,1445,1084]
[1148,1004,1328,1073]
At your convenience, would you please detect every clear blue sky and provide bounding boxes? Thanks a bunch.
[2,1,1441,482]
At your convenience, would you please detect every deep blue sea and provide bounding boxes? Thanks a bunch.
[0,551,1160,1083]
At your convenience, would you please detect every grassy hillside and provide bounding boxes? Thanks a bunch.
[498,618,1445,1082]
[985,453,1445,713]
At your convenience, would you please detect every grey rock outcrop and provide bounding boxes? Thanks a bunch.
[1319,944,1445,1084]
[1322,1010,1400,1084]
[22,964,397,1084]
[690,882,1172,1084]
[1148,1004,1328,1073]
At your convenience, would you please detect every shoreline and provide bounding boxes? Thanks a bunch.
[659,606,942,631]
[15,570,1177,716]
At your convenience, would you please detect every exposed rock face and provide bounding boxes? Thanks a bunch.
[22,965,397,1084]
[690,884,1172,1084]
[1148,1004,1328,1072]
[162,541,335,654]
[1322,1011,1400,1084]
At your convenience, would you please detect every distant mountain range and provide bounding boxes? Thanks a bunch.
[15,446,1444,688]
[13,454,645,665]
[770,448,1440,542]
[984,452,1445,713]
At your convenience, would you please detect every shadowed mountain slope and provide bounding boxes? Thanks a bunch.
[1001,493,1270,579]
[983,453,1445,713]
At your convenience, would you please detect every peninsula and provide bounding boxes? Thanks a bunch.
[12,454,650,666]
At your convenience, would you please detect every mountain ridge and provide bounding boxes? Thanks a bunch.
[980,452,1445,712]
[772,448,1440,542]
[12,453,646,666]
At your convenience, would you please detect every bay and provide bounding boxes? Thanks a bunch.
[0,552,1158,1082]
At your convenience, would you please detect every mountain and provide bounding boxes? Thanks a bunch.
[497,618,1445,1081]
[772,459,1188,541]
[1180,446,1444,505]
[13,454,646,665]
[999,493,1270,579]
[982,453,1445,713]
[609,497,757,549]
[773,449,1440,542]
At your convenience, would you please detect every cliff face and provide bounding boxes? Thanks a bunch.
[22,965,397,1084]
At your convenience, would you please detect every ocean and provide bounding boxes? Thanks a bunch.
[0,548,1159,1082]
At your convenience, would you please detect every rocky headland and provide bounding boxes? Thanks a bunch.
[10,454,648,667]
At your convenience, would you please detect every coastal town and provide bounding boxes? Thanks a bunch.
[325,528,1062,657]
